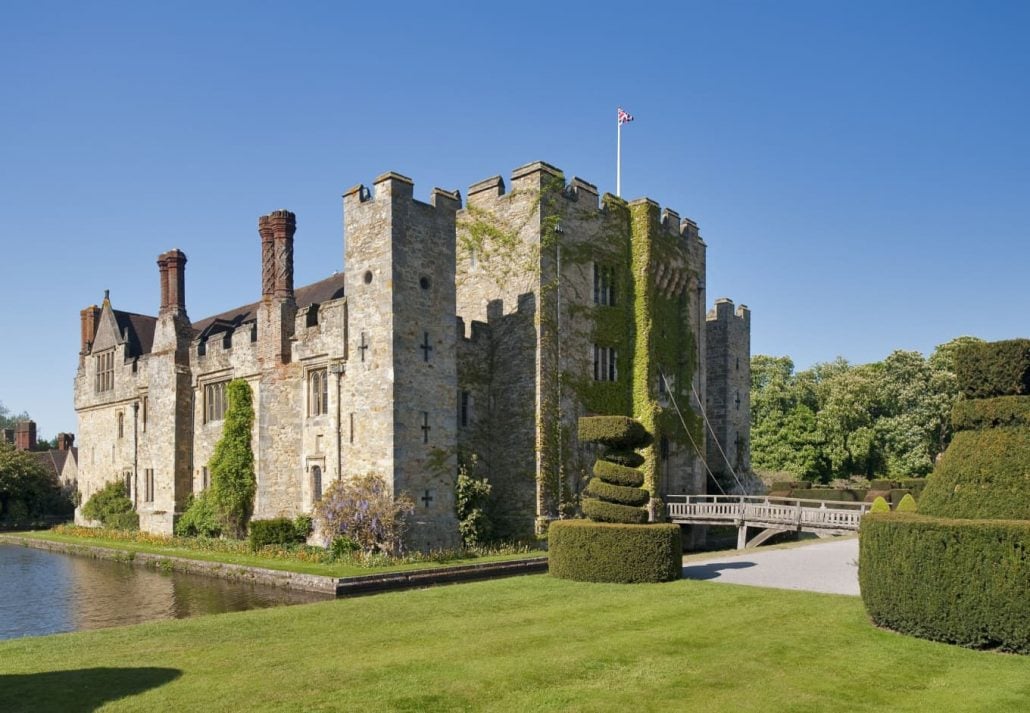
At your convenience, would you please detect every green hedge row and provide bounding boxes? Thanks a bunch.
[954,339,1030,399]
[578,416,650,449]
[859,513,1030,653]
[584,478,649,507]
[548,519,682,583]
[248,517,308,550]
[790,489,865,502]
[582,498,648,524]
[952,395,1030,431]
[593,459,645,487]
[918,426,1030,520]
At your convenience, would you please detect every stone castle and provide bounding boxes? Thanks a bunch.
[73,161,750,549]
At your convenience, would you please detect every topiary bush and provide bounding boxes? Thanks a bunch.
[82,480,138,531]
[953,338,1030,399]
[861,338,1030,653]
[895,493,917,512]
[860,513,1030,653]
[550,415,680,583]
[548,519,682,583]
[579,416,650,524]
[870,496,890,513]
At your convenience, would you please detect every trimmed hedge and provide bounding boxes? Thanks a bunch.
[952,395,1030,431]
[584,479,649,507]
[896,493,918,512]
[604,449,645,468]
[582,498,648,524]
[954,339,1030,399]
[548,519,682,583]
[249,517,307,550]
[578,416,650,449]
[859,513,1030,653]
[918,426,1030,520]
[593,459,645,488]
[790,489,864,503]
[870,496,889,513]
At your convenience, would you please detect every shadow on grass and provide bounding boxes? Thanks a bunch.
[682,561,756,581]
[0,666,181,712]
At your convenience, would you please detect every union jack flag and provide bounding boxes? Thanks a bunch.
[617,107,634,125]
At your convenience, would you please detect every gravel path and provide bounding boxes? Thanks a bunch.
[682,537,860,596]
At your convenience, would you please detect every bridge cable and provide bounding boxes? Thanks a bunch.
[689,381,750,495]
[657,369,727,497]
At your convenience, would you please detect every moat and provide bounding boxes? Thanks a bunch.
[0,543,330,641]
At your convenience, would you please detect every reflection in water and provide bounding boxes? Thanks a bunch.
[0,544,330,641]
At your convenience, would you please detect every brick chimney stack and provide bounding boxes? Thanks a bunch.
[160,249,187,314]
[56,433,74,451]
[259,214,275,299]
[80,305,101,354]
[268,210,296,300]
[14,420,36,451]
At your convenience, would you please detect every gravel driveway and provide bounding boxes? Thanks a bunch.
[682,537,860,596]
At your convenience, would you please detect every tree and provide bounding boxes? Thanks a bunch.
[0,442,73,523]
[0,401,30,431]
[209,379,256,538]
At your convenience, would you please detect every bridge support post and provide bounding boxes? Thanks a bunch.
[737,525,748,550]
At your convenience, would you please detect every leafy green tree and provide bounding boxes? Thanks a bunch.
[0,401,30,431]
[0,442,72,523]
[455,455,492,547]
[209,379,256,538]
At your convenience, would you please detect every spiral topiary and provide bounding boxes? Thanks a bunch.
[578,416,651,524]
[548,415,681,583]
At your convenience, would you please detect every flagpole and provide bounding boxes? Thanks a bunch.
[616,115,622,198]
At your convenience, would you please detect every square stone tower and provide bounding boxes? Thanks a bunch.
[705,298,751,488]
[342,173,461,550]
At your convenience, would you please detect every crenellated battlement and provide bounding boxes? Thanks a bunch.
[706,297,750,326]
[342,171,462,213]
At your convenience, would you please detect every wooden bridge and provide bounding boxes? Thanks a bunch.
[666,495,872,550]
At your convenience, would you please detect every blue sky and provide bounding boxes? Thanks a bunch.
[2,1,1027,437]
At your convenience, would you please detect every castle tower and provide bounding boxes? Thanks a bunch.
[343,172,461,550]
[705,298,751,489]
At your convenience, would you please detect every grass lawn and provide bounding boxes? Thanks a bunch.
[7,530,539,578]
[1,574,1028,712]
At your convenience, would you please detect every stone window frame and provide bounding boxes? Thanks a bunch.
[459,390,471,428]
[202,380,230,424]
[307,366,329,417]
[140,393,148,432]
[144,468,155,503]
[592,344,617,382]
[94,349,115,393]
[593,262,616,307]
[117,411,124,439]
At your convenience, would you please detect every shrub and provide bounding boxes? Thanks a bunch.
[870,496,889,513]
[313,473,415,555]
[0,442,74,524]
[581,498,648,524]
[954,338,1030,399]
[455,457,492,547]
[82,480,138,530]
[249,517,306,550]
[209,379,256,538]
[577,416,650,449]
[918,426,1030,520]
[952,395,1030,431]
[175,491,222,538]
[789,489,864,502]
[896,493,918,512]
[860,513,1030,653]
[548,519,681,583]
[294,514,313,539]
[592,459,644,488]
[329,535,360,559]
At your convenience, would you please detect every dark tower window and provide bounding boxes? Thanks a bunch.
[311,465,323,503]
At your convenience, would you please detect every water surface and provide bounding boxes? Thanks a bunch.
[0,543,330,641]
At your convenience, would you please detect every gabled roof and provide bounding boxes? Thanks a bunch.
[30,449,69,480]
[113,311,157,357]
[191,272,346,337]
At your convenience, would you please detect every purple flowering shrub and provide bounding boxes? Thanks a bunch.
[313,473,415,555]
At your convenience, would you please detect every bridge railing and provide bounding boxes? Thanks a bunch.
[666,494,871,531]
